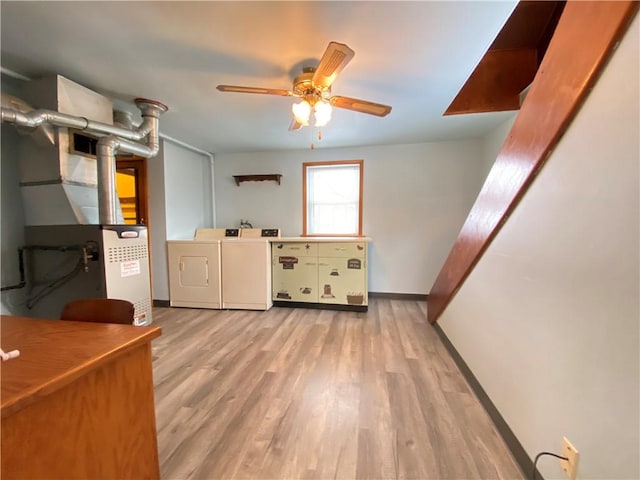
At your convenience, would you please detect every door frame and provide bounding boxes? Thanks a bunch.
[116,156,149,226]
[116,155,153,299]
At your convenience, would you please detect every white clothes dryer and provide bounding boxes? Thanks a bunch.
[167,228,227,309]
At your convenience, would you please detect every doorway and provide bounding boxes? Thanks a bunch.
[116,156,149,225]
[116,155,153,298]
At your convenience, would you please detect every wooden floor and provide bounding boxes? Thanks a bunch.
[151,299,522,480]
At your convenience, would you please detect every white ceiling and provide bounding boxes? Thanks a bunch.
[1,1,518,154]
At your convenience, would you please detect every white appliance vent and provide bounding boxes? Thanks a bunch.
[107,244,148,263]
[133,297,152,325]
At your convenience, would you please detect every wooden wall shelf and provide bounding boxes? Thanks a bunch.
[233,174,282,186]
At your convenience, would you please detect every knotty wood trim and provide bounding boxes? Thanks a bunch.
[428,1,639,324]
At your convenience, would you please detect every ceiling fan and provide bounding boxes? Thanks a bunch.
[217,42,392,131]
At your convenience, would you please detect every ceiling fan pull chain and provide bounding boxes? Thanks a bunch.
[318,128,322,141]
[310,127,315,150]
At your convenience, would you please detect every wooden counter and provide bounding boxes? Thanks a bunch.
[1,315,162,479]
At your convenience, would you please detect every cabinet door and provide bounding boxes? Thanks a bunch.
[272,252,318,302]
[318,256,366,306]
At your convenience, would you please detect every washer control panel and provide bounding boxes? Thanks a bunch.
[261,229,280,237]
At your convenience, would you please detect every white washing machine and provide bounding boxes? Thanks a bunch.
[220,228,279,310]
[167,228,228,309]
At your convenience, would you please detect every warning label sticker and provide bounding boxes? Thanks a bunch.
[121,260,141,277]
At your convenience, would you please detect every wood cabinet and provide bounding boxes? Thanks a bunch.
[272,239,368,311]
[1,316,161,480]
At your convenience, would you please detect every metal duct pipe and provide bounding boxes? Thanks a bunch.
[1,92,56,145]
[113,110,134,130]
[97,98,167,224]
[1,99,157,142]
[1,106,87,130]
[1,94,168,225]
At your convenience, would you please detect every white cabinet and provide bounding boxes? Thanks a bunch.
[272,240,367,310]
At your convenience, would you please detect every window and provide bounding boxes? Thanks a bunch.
[303,160,363,236]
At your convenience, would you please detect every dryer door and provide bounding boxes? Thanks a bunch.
[167,241,221,309]
[179,256,209,287]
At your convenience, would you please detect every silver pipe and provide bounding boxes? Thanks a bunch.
[1,93,56,145]
[96,99,167,224]
[97,136,153,224]
[0,66,31,82]
[86,116,153,140]
[0,88,157,141]
[96,139,118,224]
[1,108,88,130]
[113,110,134,130]
[0,105,155,141]
[1,94,168,224]
[1,91,168,225]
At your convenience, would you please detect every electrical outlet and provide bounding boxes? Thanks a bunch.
[560,437,580,480]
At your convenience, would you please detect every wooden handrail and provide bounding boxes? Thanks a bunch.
[427,1,639,324]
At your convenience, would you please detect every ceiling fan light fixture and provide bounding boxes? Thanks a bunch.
[314,100,332,127]
[218,42,391,139]
[292,100,311,126]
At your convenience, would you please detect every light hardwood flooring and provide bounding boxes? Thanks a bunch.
[151,299,523,480]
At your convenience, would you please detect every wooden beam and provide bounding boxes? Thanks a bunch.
[444,48,538,115]
[428,1,639,324]
[445,1,565,116]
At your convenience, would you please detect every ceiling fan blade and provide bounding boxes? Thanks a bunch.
[288,118,303,131]
[312,42,355,89]
[330,96,392,117]
[216,85,293,96]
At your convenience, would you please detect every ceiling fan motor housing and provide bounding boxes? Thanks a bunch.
[216,42,391,122]
[293,67,329,104]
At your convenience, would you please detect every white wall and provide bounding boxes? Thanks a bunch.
[214,139,489,294]
[1,77,28,315]
[147,140,169,301]
[439,15,639,480]
[163,141,214,240]
[482,113,516,176]
[0,124,28,315]
[148,139,214,301]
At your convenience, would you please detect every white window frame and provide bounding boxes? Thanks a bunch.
[303,160,363,236]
